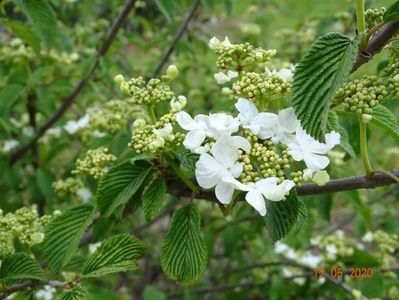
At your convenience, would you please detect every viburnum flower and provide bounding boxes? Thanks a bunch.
[176,111,240,153]
[195,136,250,204]
[229,177,295,216]
[153,124,174,142]
[288,128,341,171]
[208,36,231,50]
[214,70,238,84]
[265,66,295,82]
[235,98,278,137]
[64,114,89,134]
[262,108,300,145]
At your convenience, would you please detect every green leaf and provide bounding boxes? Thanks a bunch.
[43,204,95,273]
[6,20,41,54]
[154,0,176,22]
[291,32,359,141]
[359,272,384,298]
[371,104,399,144]
[36,168,55,199]
[0,84,25,117]
[175,147,199,171]
[143,286,166,300]
[160,204,208,285]
[327,111,356,157]
[264,192,306,242]
[143,178,166,222]
[96,160,152,217]
[0,253,45,281]
[82,234,146,278]
[57,286,87,300]
[384,0,399,22]
[11,0,57,48]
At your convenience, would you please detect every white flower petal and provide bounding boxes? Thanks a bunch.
[183,130,206,151]
[215,181,235,204]
[176,111,200,131]
[235,98,258,124]
[245,190,267,216]
[278,108,299,133]
[195,153,222,189]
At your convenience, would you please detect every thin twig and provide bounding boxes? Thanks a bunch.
[9,0,138,165]
[151,0,201,78]
[1,280,65,300]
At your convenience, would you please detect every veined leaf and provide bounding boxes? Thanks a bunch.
[291,32,359,141]
[160,204,208,285]
[0,253,45,281]
[154,0,176,22]
[371,104,399,144]
[143,178,166,222]
[57,286,87,300]
[327,111,356,157]
[96,160,152,217]
[43,204,95,273]
[175,147,199,171]
[82,234,146,278]
[384,0,399,22]
[12,0,57,48]
[264,191,306,242]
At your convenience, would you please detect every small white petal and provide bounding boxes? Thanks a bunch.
[215,181,235,204]
[183,130,206,151]
[245,190,267,216]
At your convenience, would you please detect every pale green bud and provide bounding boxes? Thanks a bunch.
[133,118,146,129]
[170,95,187,111]
[114,74,125,85]
[31,232,45,244]
[312,171,330,186]
[166,65,179,79]
[361,113,373,123]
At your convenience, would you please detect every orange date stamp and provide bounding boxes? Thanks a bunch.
[313,267,373,279]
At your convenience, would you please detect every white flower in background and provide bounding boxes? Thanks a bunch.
[214,70,238,84]
[265,66,295,82]
[176,111,240,153]
[362,232,374,243]
[229,177,295,216]
[288,128,340,171]
[235,98,278,137]
[209,37,221,49]
[299,254,322,268]
[133,118,146,130]
[64,114,89,134]
[262,108,300,144]
[89,242,101,254]
[195,136,250,204]
[274,242,297,260]
[92,130,106,137]
[22,126,34,137]
[1,140,19,152]
[77,187,92,202]
[35,286,56,300]
[170,95,187,111]
[46,127,62,138]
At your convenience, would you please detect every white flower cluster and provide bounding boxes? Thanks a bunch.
[176,98,340,216]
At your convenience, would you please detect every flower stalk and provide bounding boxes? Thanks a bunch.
[359,117,373,176]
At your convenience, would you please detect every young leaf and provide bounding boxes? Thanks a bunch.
[143,178,166,222]
[264,192,306,242]
[0,253,45,281]
[291,32,359,141]
[154,0,176,22]
[96,160,152,217]
[57,286,87,300]
[82,234,146,278]
[384,0,399,22]
[43,204,95,273]
[327,111,356,157]
[370,104,399,143]
[11,0,58,48]
[160,204,208,285]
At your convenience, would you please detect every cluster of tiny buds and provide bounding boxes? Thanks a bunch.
[365,7,386,27]
[233,71,290,101]
[237,130,291,183]
[115,65,178,106]
[53,177,83,197]
[72,147,117,179]
[383,59,399,98]
[363,230,399,258]
[0,207,59,256]
[209,37,276,72]
[311,230,356,261]
[334,75,387,116]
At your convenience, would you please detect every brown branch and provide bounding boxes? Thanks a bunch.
[168,169,399,201]
[352,21,399,72]
[9,0,138,165]
[151,0,201,78]
[0,280,65,300]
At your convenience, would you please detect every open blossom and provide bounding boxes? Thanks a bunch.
[262,108,300,145]
[265,66,295,82]
[64,114,89,134]
[214,70,238,84]
[288,128,341,171]
[229,177,295,216]
[176,111,240,153]
[208,36,231,50]
[195,136,250,204]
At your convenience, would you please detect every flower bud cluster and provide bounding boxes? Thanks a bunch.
[0,207,55,255]
[232,71,291,101]
[53,177,83,197]
[209,37,276,72]
[311,230,356,261]
[333,75,387,115]
[115,72,176,106]
[72,147,117,179]
[383,59,399,98]
[365,7,386,27]
[129,110,184,153]
[362,230,399,267]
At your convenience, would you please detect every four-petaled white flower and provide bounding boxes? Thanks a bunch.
[214,70,238,84]
[229,177,295,216]
[261,108,300,145]
[235,98,278,137]
[288,128,341,171]
[195,136,250,204]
